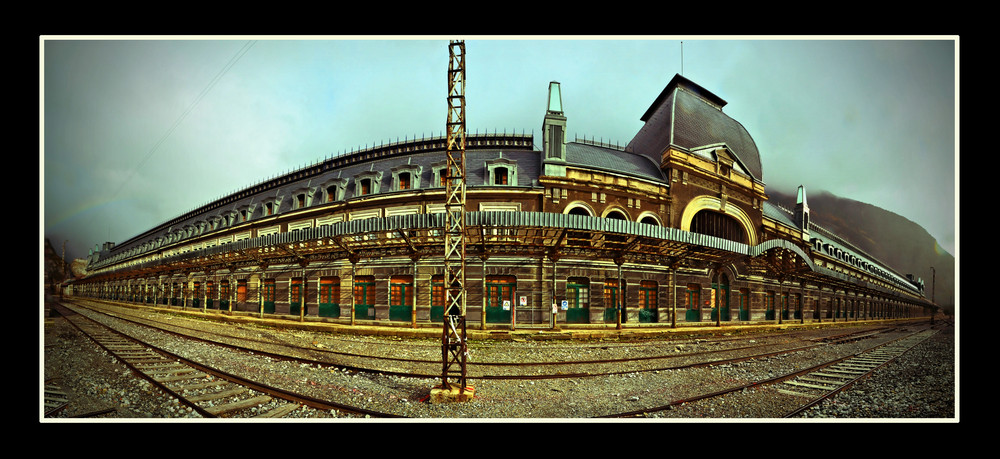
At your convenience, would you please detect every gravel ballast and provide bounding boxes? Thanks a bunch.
[41,301,956,422]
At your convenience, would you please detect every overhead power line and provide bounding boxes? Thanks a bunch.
[111,40,257,202]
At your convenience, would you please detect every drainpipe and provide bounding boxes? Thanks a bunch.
[350,261,357,326]
[300,268,306,323]
[412,258,418,329]
[616,260,623,331]
[551,257,557,330]
[481,257,488,331]
[670,268,676,329]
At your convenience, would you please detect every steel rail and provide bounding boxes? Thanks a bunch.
[69,299,885,384]
[597,327,934,418]
[54,302,404,418]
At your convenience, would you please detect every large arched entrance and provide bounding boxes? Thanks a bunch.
[680,195,757,245]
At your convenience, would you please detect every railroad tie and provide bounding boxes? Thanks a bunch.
[785,380,838,391]
[172,379,229,392]
[186,387,248,403]
[155,371,209,384]
[254,403,301,418]
[204,395,273,416]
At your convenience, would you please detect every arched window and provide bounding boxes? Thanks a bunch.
[691,210,747,244]
[605,209,628,220]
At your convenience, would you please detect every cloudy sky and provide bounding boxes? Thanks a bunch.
[41,36,957,262]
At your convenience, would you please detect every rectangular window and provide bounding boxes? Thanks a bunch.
[297,194,306,208]
[360,179,371,196]
[494,167,509,185]
[237,280,247,302]
[399,172,411,190]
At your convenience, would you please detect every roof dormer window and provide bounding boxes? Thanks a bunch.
[322,178,348,203]
[391,164,422,192]
[290,186,317,210]
[353,171,383,197]
[430,161,448,188]
[261,197,281,217]
[485,157,518,186]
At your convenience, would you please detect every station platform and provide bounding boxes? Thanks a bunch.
[99,301,909,342]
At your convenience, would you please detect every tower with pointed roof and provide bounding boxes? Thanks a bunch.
[542,81,568,176]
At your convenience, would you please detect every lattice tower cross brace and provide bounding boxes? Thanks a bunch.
[442,40,469,393]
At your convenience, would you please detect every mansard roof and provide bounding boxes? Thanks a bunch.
[625,74,762,181]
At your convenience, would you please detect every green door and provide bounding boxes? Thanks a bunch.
[711,281,730,322]
[603,280,621,323]
[220,282,230,310]
[430,277,445,322]
[565,281,590,324]
[685,286,701,322]
[638,281,657,323]
[485,277,514,324]
[206,282,215,309]
[262,279,276,314]
[290,280,306,316]
[319,278,340,318]
[389,278,413,321]
[354,277,375,319]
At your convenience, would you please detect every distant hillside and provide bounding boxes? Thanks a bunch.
[768,189,954,314]
[43,238,87,289]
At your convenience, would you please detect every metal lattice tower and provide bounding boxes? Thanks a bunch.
[442,40,469,393]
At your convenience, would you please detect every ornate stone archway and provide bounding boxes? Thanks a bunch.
[680,195,757,246]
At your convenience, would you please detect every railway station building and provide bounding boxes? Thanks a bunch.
[74,73,934,329]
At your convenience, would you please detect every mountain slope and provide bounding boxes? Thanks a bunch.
[768,189,954,314]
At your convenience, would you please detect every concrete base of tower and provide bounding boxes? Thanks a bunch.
[429,383,476,404]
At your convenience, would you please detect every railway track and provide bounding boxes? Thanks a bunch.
[598,327,938,418]
[51,303,402,419]
[43,380,70,417]
[779,328,938,417]
[50,299,946,419]
[66,299,906,383]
